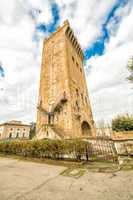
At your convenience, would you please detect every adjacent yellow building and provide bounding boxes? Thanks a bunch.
[0,120,30,140]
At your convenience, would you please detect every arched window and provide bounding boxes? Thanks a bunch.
[16,132,19,138]
[9,133,12,138]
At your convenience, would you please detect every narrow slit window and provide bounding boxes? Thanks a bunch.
[76,89,79,96]
[72,56,74,62]
[81,93,84,101]
[85,96,88,104]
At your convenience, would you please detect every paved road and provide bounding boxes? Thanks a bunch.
[0,157,133,200]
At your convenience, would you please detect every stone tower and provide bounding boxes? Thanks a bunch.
[36,20,95,139]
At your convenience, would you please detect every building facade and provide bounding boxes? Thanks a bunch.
[36,20,95,139]
[0,120,30,140]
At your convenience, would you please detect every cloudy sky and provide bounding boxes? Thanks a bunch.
[0,0,133,126]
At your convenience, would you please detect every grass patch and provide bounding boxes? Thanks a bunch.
[121,165,133,171]
[61,167,87,178]
[84,161,120,173]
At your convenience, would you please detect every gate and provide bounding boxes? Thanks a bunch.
[85,136,118,162]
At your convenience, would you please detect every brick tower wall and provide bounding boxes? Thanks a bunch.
[36,21,95,139]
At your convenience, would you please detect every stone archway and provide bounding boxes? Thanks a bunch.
[81,121,91,136]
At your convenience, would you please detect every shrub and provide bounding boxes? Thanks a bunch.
[0,139,92,161]
[112,114,133,132]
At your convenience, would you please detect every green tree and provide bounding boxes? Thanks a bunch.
[29,122,36,139]
[127,56,133,83]
[112,114,133,132]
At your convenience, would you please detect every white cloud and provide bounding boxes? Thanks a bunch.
[106,2,133,51]
[56,0,117,48]
[86,3,133,125]
[0,0,40,123]
[21,0,52,24]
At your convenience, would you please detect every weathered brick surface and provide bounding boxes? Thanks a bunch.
[36,21,95,139]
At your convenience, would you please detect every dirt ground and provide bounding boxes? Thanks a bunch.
[0,157,133,200]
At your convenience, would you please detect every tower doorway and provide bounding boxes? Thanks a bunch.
[81,121,91,136]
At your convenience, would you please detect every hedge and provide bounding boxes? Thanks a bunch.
[0,139,92,161]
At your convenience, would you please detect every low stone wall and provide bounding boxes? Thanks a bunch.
[114,140,133,156]
[111,131,133,156]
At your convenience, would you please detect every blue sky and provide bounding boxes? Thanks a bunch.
[0,0,132,124]
[32,0,129,60]
[84,0,129,59]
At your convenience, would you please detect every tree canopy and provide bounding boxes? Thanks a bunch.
[112,114,133,132]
